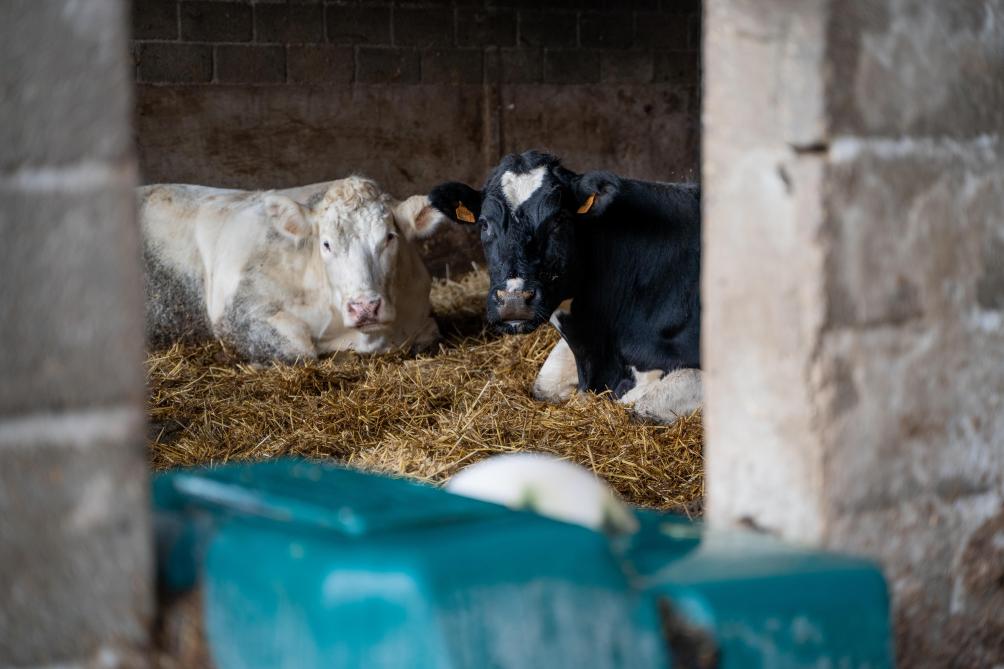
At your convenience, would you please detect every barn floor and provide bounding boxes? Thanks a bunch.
[146,269,704,512]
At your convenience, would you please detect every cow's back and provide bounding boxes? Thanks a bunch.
[138,184,233,347]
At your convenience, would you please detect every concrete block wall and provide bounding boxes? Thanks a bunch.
[703,1,1004,666]
[132,1,700,90]
[130,0,702,276]
[0,1,152,667]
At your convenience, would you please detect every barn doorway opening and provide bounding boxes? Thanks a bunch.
[136,0,707,513]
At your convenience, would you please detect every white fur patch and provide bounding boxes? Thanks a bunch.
[505,278,525,292]
[628,366,666,387]
[619,368,703,425]
[533,338,578,403]
[500,166,546,209]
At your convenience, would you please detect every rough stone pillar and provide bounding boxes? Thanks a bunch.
[0,1,152,666]
[703,1,1004,665]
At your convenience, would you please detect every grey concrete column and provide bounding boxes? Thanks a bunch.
[0,1,152,667]
[703,1,1004,666]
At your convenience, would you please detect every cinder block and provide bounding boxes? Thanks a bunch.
[216,44,286,83]
[455,8,517,47]
[600,50,654,84]
[517,10,577,49]
[652,49,698,83]
[0,408,151,666]
[255,3,324,44]
[181,1,252,42]
[287,45,353,84]
[485,48,543,84]
[393,8,454,49]
[824,143,1004,329]
[422,49,484,84]
[356,47,420,84]
[138,42,213,83]
[133,0,179,40]
[826,0,1004,137]
[0,177,146,417]
[579,12,634,49]
[633,11,689,50]
[0,1,132,171]
[325,5,391,45]
[544,49,600,84]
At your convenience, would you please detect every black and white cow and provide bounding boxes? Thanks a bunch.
[429,151,701,423]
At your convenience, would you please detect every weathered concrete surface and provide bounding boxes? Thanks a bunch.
[134,82,699,277]
[703,0,831,541]
[827,0,1004,139]
[0,177,147,416]
[704,1,1004,666]
[0,409,150,668]
[0,0,152,666]
[820,138,1004,667]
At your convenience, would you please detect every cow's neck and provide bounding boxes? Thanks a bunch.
[559,227,592,304]
[304,247,336,312]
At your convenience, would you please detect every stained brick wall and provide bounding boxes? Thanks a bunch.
[132,1,700,87]
[131,0,701,276]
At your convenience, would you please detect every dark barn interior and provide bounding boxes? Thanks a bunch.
[131,0,702,275]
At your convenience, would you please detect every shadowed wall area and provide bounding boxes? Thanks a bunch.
[131,0,702,276]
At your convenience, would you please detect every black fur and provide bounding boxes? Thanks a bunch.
[429,150,700,397]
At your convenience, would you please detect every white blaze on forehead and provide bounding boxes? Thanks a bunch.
[500,166,547,209]
[505,278,525,292]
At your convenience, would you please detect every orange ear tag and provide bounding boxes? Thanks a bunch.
[577,193,596,214]
[455,203,476,223]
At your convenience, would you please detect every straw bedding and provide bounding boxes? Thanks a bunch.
[146,268,704,512]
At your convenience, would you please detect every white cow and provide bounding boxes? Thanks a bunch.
[139,176,446,362]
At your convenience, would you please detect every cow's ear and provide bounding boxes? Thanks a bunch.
[428,181,483,225]
[393,195,448,241]
[263,194,311,241]
[572,171,621,218]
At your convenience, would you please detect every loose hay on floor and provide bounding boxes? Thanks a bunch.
[146,268,704,512]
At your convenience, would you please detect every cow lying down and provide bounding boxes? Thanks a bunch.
[140,176,446,362]
[430,151,702,424]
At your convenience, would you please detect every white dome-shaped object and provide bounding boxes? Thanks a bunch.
[446,453,639,535]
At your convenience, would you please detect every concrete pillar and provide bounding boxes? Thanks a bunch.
[703,1,1004,665]
[0,1,152,666]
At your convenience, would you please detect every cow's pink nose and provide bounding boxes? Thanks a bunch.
[347,297,382,325]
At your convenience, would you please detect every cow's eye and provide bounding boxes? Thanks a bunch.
[322,240,332,253]
[386,232,397,243]
[480,220,492,240]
